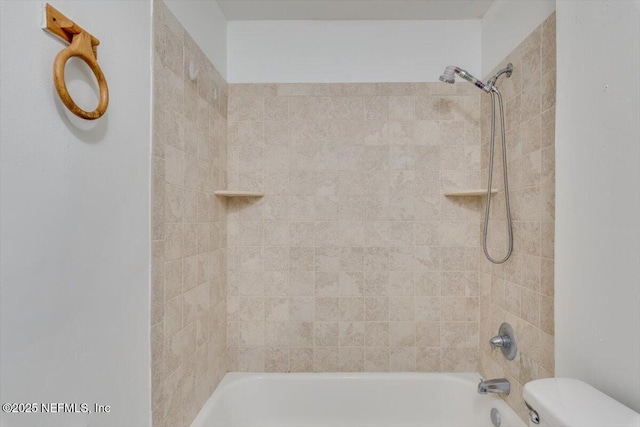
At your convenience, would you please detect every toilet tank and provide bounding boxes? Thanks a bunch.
[523,378,640,427]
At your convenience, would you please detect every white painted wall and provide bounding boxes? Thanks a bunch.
[227,20,481,83]
[0,1,152,426]
[555,0,640,413]
[165,0,228,79]
[481,0,555,76]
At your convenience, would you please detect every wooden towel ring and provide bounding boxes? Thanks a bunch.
[53,31,109,120]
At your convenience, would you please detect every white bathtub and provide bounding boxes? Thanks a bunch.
[191,373,526,427]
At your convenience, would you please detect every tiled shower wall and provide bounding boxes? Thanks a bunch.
[479,12,556,421]
[151,2,228,426]
[226,83,488,372]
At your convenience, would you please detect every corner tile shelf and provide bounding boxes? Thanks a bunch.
[443,189,498,197]
[214,191,264,198]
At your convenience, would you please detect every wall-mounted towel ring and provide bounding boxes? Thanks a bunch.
[44,3,109,120]
[53,31,109,120]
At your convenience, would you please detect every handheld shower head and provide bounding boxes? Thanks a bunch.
[439,65,488,91]
[439,66,456,84]
[439,63,514,93]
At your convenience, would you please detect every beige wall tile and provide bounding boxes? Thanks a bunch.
[266,347,290,372]
[390,347,416,371]
[340,347,364,372]
[365,347,390,371]
[315,322,339,347]
[315,347,339,372]
[290,347,314,372]
[238,347,265,371]
[340,322,364,346]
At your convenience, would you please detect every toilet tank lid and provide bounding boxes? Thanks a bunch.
[523,378,640,427]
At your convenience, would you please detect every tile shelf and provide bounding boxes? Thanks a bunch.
[443,189,498,197]
[214,191,264,197]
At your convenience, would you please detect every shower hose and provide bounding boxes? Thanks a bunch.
[483,87,513,264]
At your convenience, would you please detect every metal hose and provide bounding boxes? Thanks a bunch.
[482,87,513,264]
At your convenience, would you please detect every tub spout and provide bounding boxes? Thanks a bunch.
[478,378,510,395]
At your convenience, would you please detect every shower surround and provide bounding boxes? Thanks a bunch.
[149,5,555,425]
[226,82,486,373]
[151,2,229,426]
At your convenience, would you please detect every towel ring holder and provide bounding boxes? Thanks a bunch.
[45,3,109,120]
[53,31,109,120]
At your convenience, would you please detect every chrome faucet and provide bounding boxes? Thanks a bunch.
[478,378,510,395]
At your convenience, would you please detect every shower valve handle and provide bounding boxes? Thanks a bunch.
[490,335,511,349]
[490,323,518,361]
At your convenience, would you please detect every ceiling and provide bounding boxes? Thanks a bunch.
[217,0,495,21]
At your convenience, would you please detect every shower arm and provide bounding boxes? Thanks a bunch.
[485,64,514,92]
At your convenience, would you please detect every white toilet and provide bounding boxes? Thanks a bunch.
[523,378,640,427]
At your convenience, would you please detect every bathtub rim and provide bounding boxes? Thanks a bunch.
[190,371,524,427]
